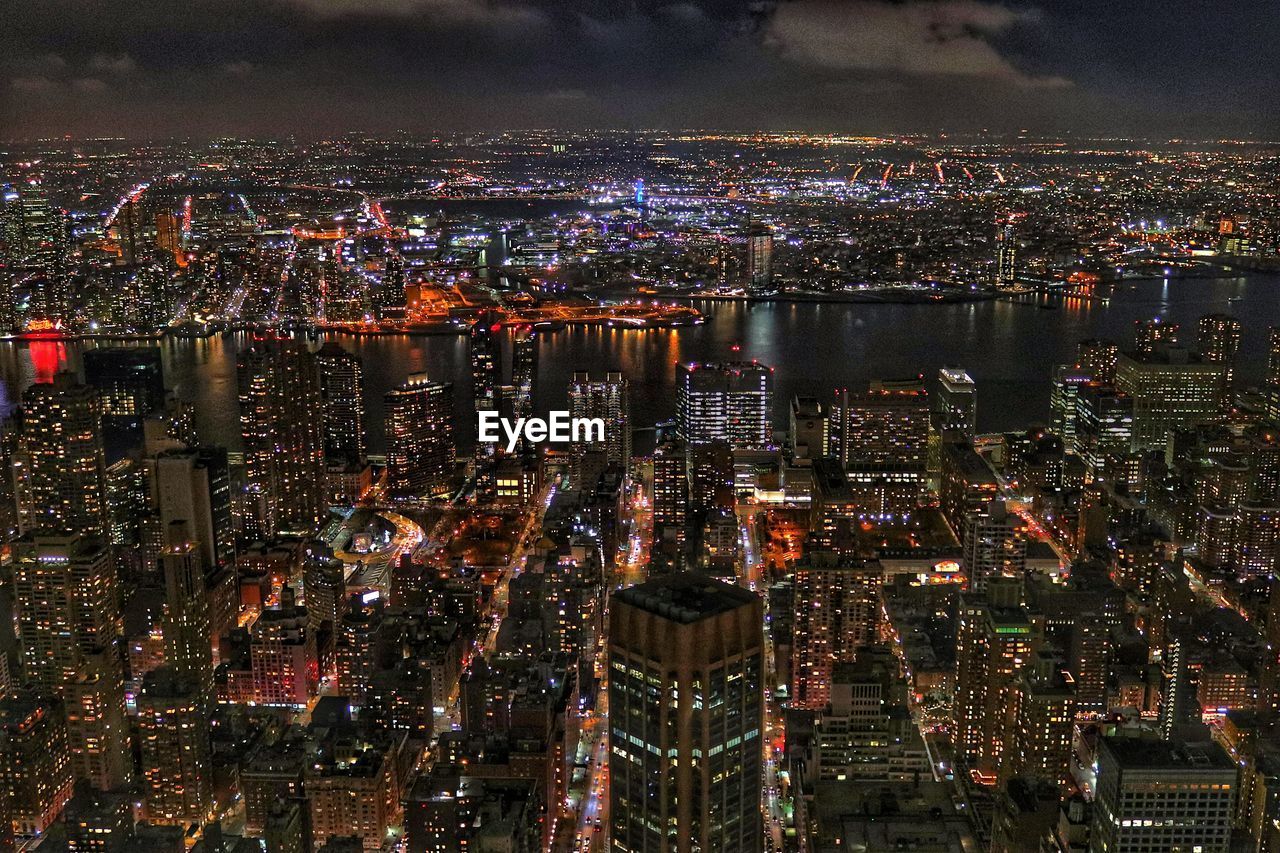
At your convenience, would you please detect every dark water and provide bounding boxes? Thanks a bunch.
[5,273,1280,455]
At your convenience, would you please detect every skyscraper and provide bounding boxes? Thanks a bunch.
[1134,317,1180,356]
[510,329,537,421]
[1115,347,1225,451]
[676,361,773,448]
[962,500,1027,594]
[237,340,328,538]
[314,341,366,463]
[83,347,166,461]
[151,446,236,572]
[385,373,455,498]
[832,379,930,513]
[790,552,881,710]
[650,439,689,570]
[1076,338,1119,384]
[994,219,1016,288]
[0,691,75,837]
[609,573,764,852]
[1091,736,1235,853]
[1197,312,1242,406]
[136,667,213,825]
[160,522,214,706]
[745,223,774,297]
[22,372,108,536]
[568,371,631,466]
[470,315,501,413]
[937,368,977,437]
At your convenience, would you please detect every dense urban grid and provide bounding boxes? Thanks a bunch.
[2,132,1280,853]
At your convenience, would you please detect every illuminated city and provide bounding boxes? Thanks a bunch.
[5,2,1280,852]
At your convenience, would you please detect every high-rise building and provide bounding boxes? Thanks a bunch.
[510,330,537,421]
[937,368,977,437]
[470,315,501,413]
[790,552,882,710]
[1091,736,1235,853]
[136,667,213,825]
[1134,317,1180,356]
[314,341,366,463]
[994,219,1017,288]
[2,180,63,268]
[788,395,827,460]
[83,347,166,461]
[1198,313,1242,405]
[1004,652,1075,788]
[745,223,774,297]
[1074,384,1134,485]
[151,446,236,572]
[160,522,214,706]
[385,373,455,498]
[1076,338,1119,384]
[11,533,130,791]
[832,379,930,513]
[22,372,109,536]
[568,371,631,466]
[962,500,1027,594]
[1115,347,1225,451]
[651,439,688,570]
[0,691,74,837]
[1049,364,1093,448]
[676,361,773,448]
[237,340,327,538]
[953,584,1041,782]
[609,573,764,852]
[64,784,134,853]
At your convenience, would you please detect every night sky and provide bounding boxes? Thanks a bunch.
[2,0,1276,139]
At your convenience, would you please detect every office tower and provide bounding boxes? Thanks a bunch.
[676,361,773,448]
[1115,347,1225,451]
[745,223,774,296]
[314,341,366,463]
[651,439,689,569]
[1049,364,1093,448]
[939,441,999,535]
[542,545,600,654]
[832,379,930,513]
[336,594,384,705]
[2,180,63,268]
[609,573,764,852]
[937,367,977,437]
[64,785,134,853]
[83,347,166,461]
[790,552,882,710]
[1198,313,1242,404]
[1074,384,1134,485]
[953,584,1040,782]
[1134,317,1180,356]
[470,314,501,412]
[385,373,455,498]
[994,219,1016,287]
[568,371,631,466]
[1235,504,1280,579]
[237,340,327,538]
[788,395,827,460]
[11,533,131,791]
[155,212,180,254]
[0,691,75,836]
[812,649,930,782]
[304,543,348,633]
[151,446,235,571]
[1076,338,1119,384]
[137,667,213,825]
[22,372,108,536]
[104,457,148,547]
[160,523,214,705]
[962,500,1027,594]
[115,199,145,266]
[510,329,537,420]
[687,439,735,513]
[1069,610,1111,716]
[1005,652,1075,787]
[1091,736,1235,853]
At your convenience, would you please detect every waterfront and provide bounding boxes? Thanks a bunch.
[3,272,1280,454]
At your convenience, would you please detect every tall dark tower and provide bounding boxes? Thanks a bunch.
[609,573,764,852]
[314,341,366,464]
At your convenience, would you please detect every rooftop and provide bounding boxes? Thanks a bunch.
[614,571,758,624]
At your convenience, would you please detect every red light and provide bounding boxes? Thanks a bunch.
[490,323,502,332]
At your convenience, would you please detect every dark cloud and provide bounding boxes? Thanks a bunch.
[0,0,1275,138]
